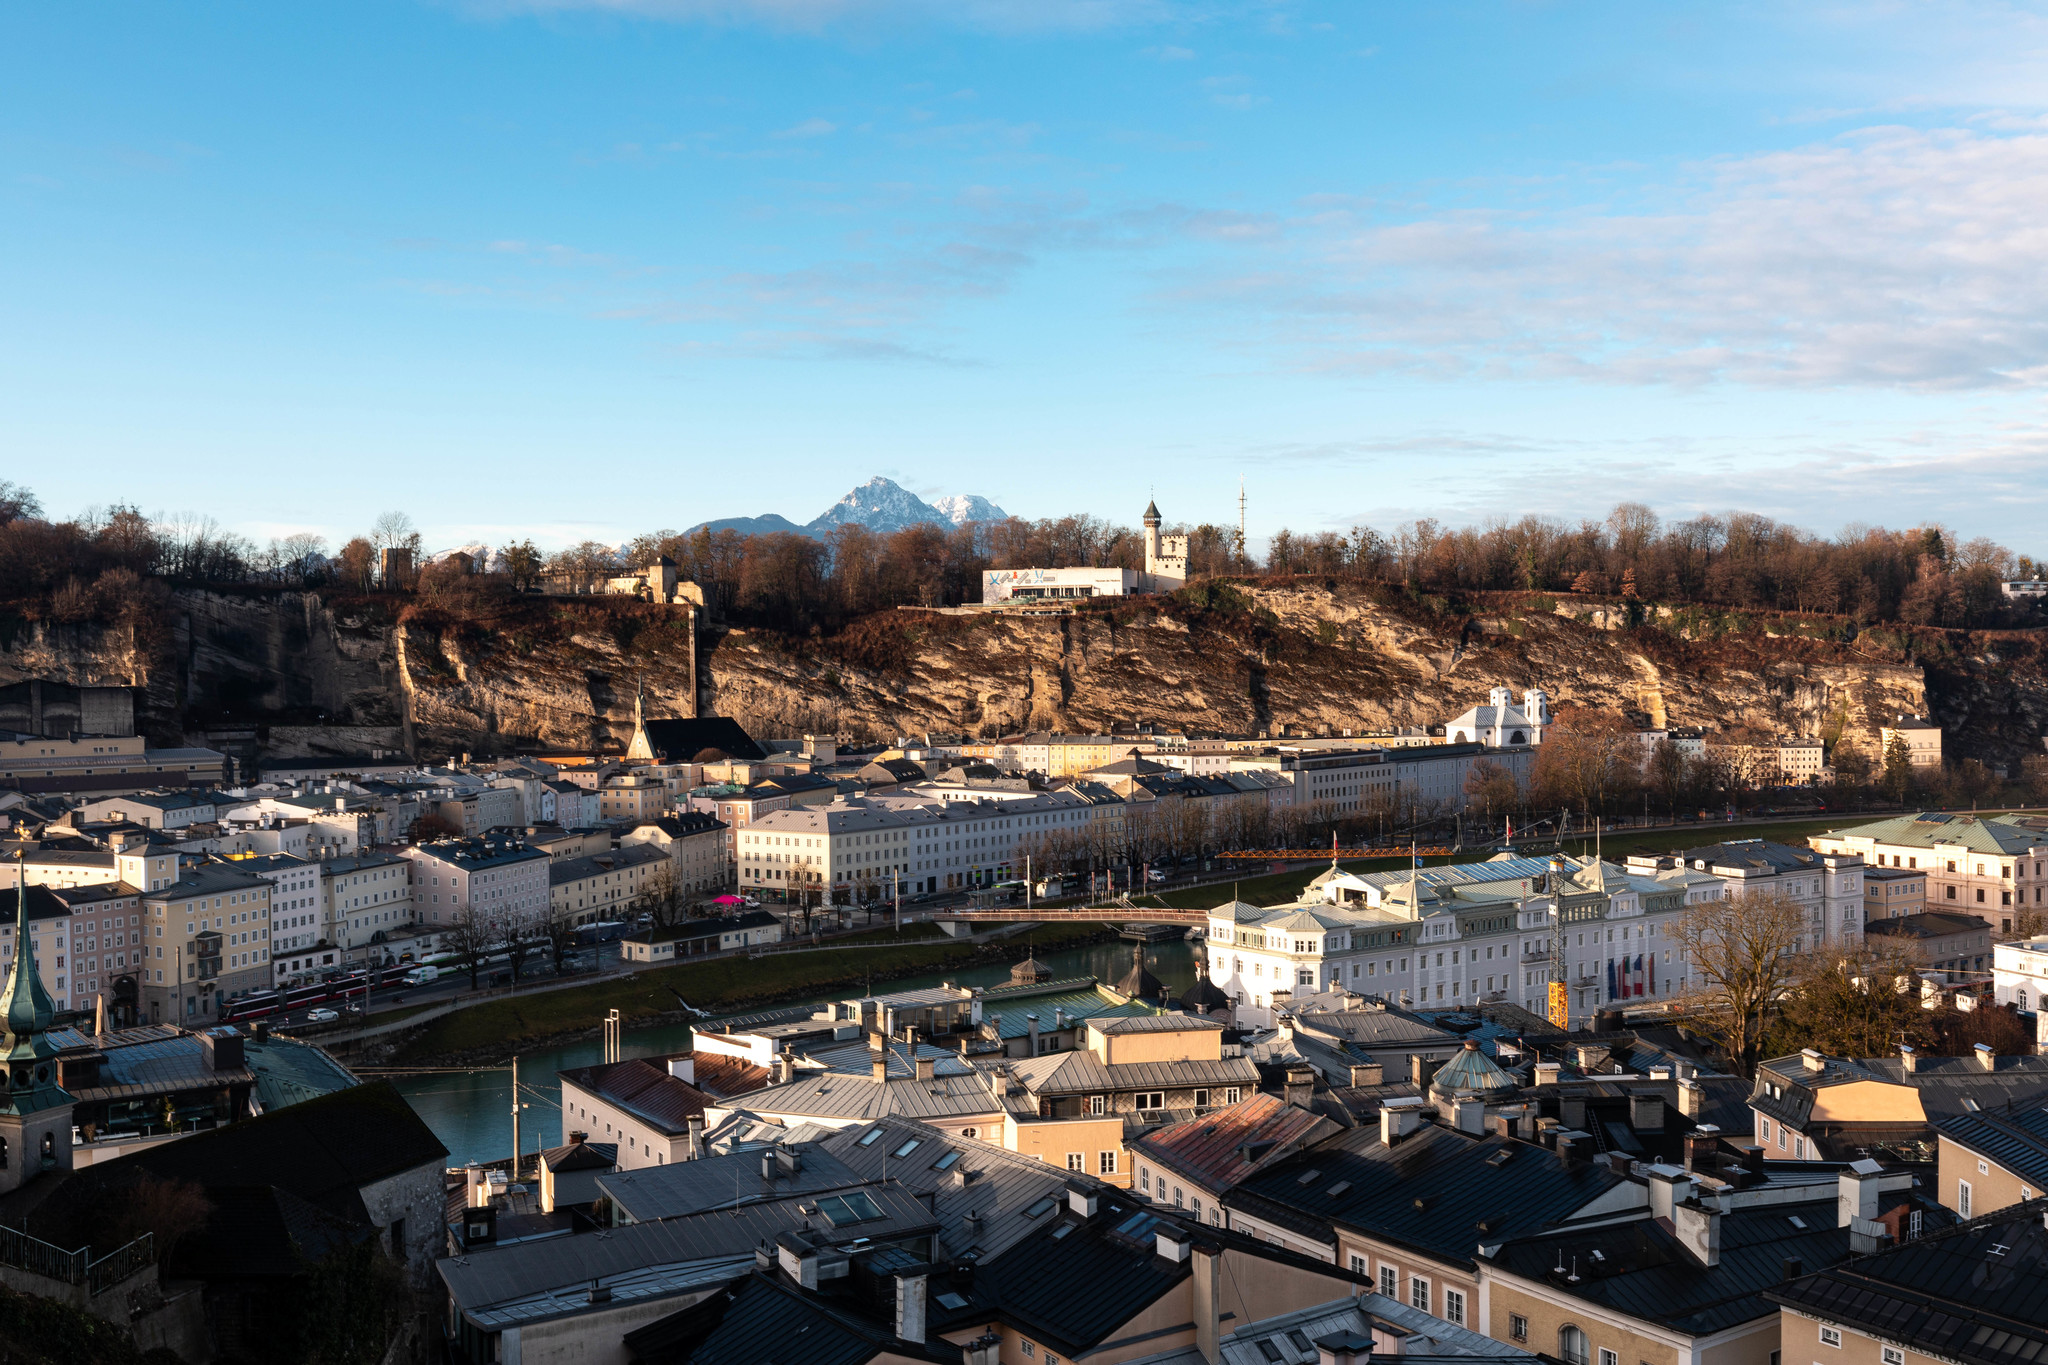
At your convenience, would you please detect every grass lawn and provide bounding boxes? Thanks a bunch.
[390,919,1112,1060]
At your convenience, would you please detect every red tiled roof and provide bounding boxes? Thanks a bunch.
[1131,1091,1335,1192]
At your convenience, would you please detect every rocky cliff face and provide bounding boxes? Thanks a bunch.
[6,584,2045,770]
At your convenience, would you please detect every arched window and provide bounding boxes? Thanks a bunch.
[1510,731,1526,745]
[1453,731,1469,744]
[2020,990,2030,1011]
[1561,1327,1590,1365]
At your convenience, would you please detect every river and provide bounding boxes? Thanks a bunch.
[396,935,1199,1166]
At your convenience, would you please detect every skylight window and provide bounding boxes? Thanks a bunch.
[816,1192,885,1226]
[1788,1216,1808,1229]
[1297,1170,1322,1185]
[1051,1224,1075,1240]
[892,1139,922,1159]
[933,1150,961,1171]
[1257,1340,1285,1363]
[936,1292,970,1311]
[857,1127,884,1146]
[1326,1181,1352,1198]
[1023,1196,1058,1219]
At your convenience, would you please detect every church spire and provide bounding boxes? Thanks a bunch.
[3,855,53,1049]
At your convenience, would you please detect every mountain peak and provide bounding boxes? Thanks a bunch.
[686,478,1009,538]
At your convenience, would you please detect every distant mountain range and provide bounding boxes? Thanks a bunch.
[689,478,1010,538]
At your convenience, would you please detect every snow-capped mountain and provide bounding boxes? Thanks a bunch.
[929,493,1009,526]
[808,477,950,535]
[427,542,495,571]
[686,478,1009,538]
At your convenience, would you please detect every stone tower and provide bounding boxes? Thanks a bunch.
[0,858,73,1192]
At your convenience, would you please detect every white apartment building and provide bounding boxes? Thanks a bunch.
[1208,854,1727,1028]
[321,851,415,951]
[240,853,324,965]
[1991,937,2048,1011]
[1631,839,1864,951]
[401,836,550,939]
[738,792,1096,900]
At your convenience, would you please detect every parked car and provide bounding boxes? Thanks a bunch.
[305,1007,340,1023]
[1146,869,1168,884]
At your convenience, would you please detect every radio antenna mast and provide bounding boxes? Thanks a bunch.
[1234,477,1247,571]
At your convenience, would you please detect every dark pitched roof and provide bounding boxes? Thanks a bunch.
[1491,1195,1851,1337]
[624,1272,957,1365]
[1937,1108,2048,1188]
[639,718,767,763]
[558,1057,717,1137]
[166,1183,375,1280]
[967,1201,1192,1356]
[1223,1124,1625,1268]
[64,1080,443,1221]
[1863,913,1994,941]
[1768,1202,2048,1365]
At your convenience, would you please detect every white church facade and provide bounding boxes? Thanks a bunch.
[1444,687,1550,747]
[981,499,1189,604]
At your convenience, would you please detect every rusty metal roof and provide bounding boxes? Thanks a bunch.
[1132,1093,1337,1194]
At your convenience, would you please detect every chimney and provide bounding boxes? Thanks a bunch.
[1285,1065,1316,1109]
[1678,1078,1704,1119]
[1027,1013,1041,1056]
[1559,1096,1587,1130]
[777,1232,820,1289]
[762,1150,779,1182]
[962,1335,1002,1365]
[1410,1054,1440,1087]
[1066,1183,1099,1219]
[1975,1042,1998,1071]
[1155,1226,1192,1263]
[1380,1098,1426,1147]
[872,1035,889,1085]
[1684,1126,1721,1174]
[568,1130,588,1146]
[1674,1199,1721,1267]
[462,1203,498,1246]
[1534,1061,1562,1087]
[1192,1238,1222,1365]
[1629,1091,1665,1133]
[775,1052,794,1085]
[1349,1062,1384,1087]
[1838,1158,1883,1228]
[1646,1164,1692,1221]
[465,1163,487,1209]
[894,1269,929,1345]
[1555,1133,1581,1168]
[1575,1044,1610,1073]
[1452,1099,1486,1136]
[686,1114,706,1159]
[915,1055,936,1082]
[668,1054,695,1085]
[1316,1331,1376,1365]
[1898,1043,1919,1073]
[1801,1048,1826,1073]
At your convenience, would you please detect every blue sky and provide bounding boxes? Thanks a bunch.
[8,1,2048,554]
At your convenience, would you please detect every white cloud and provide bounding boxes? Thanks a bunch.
[1170,124,2048,391]
[771,117,838,138]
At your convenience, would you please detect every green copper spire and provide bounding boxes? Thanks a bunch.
[3,855,54,1050]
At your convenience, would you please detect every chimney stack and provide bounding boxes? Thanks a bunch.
[1349,1061,1384,1087]
[1452,1099,1486,1136]
[1838,1158,1883,1228]
[1410,1054,1440,1087]
[915,1054,936,1082]
[686,1114,706,1159]
[1975,1043,1998,1071]
[1646,1164,1692,1221]
[1285,1065,1316,1109]
[1314,1331,1376,1365]
[1380,1098,1426,1148]
[1629,1091,1665,1133]
[1900,1044,1920,1073]
[894,1270,929,1345]
[1066,1183,1099,1219]
[669,1054,697,1084]
[1026,1014,1040,1056]
[1192,1238,1222,1365]
[1678,1078,1704,1119]
[1801,1048,1826,1073]
[1534,1061,1562,1087]
[1684,1126,1721,1174]
[1674,1199,1722,1267]
[872,1033,889,1085]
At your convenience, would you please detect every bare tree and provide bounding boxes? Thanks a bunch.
[633,866,690,929]
[443,906,491,991]
[1672,892,1808,1077]
[371,511,422,556]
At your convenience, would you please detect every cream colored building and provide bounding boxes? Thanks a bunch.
[1879,715,1943,768]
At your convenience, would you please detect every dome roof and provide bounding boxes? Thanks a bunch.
[1429,1039,1519,1101]
[1178,975,1233,1015]
[1115,943,1168,1004]
[1008,955,1052,987]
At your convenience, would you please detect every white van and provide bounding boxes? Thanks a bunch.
[403,966,438,986]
